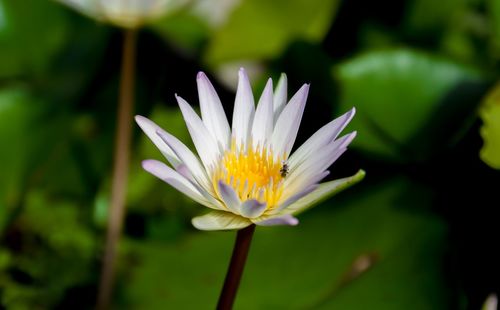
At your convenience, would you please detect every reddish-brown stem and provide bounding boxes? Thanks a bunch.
[96,28,137,310]
[217,224,256,310]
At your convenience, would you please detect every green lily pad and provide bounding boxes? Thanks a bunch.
[335,49,482,161]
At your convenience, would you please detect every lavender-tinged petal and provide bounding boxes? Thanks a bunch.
[288,107,355,169]
[274,184,319,213]
[218,181,242,214]
[155,129,211,191]
[284,132,356,195]
[135,115,181,168]
[176,95,220,170]
[142,159,220,210]
[254,214,299,226]
[240,199,267,218]
[174,164,224,209]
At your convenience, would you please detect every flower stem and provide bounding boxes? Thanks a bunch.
[97,28,137,310]
[217,224,256,310]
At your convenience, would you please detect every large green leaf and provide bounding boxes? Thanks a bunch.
[122,178,449,309]
[480,83,500,169]
[335,49,483,161]
[204,0,340,66]
[0,0,69,78]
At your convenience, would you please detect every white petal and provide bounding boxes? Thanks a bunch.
[254,214,299,226]
[284,147,347,197]
[284,132,357,195]
[288,108,355,169]
[285,170,366,215]
[332,131,357,149]
[176,95,220,171]
[271,84,309,159]
[240,199,267,218]
[273,73,287,123]
[197,72,231,150]
[142,159,220,209]
[251,78,274,147]
[135,116,181,168]
[155,129,211,191]
[192,211,252,231]
[274,184,318,213]
[217,181,241,214]
[232,68,255,147]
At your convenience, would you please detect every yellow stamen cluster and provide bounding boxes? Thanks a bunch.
[212,141,285,211]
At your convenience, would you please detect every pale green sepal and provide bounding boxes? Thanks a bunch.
[192,211,252,231]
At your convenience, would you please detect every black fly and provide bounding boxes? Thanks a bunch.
[280,162,289,178]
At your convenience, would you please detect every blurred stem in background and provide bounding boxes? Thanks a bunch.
[217,225,256,310]
[97,28,137,310]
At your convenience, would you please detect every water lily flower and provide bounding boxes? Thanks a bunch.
[56,0,180,28]
[136,68,364,230]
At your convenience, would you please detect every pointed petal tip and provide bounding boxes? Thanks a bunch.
[238,67,249,79]
[196,71,206,79]
[299,83,310,95]
[134,115,146,124]
[141,159,160,171]
[277,73,287,84]
[175,94,188,106]
[348,131,358,143]
[337,131,357,149]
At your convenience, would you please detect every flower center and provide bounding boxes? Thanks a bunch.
[212,141,285,209]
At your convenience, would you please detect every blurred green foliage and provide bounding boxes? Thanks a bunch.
[480,83,500,169]
[0,0,498,309]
